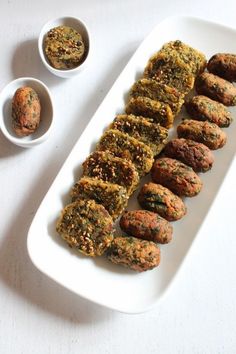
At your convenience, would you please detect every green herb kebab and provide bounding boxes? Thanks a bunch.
[44,25,85,70]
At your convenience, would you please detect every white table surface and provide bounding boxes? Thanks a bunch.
[1,0,236,353]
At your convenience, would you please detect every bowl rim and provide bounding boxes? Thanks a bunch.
[0,76,54,147]
[38,16,90,75]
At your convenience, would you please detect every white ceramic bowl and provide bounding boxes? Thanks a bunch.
[0,77,54,148]
[38,16,90,78]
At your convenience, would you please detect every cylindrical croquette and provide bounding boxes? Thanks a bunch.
[12,86,41,136]
[106,236,161,272]
[120,210,173,244]
[163,138,214,172]
[151,157,202,197]
[185,95,233,127]
[138,182,186,221]
[195,72,236,106]
[207,53,236,82]
[177,119,227,150]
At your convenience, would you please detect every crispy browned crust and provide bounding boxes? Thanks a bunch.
[56,199,114,257]
[71,177,129,220]
[138,182,186,221]
[207,53,236,82]
[185,95,233,127]
[110,114,168,156]
[195,72,236,106]
[151,157,202,197]
[119,210,173,244]
[163,138,214,172]
[177,119,227,150]
[106,236,161,272]
[160,40,207,76]
[143,51,195,94]
[12,86,41,136]
[44,25,85,69]
[125,96,174,128]
[129,78,184,116]
[82,151,139,196]
[97,129,154,177]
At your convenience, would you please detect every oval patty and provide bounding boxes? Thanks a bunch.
[120,210,173,244]
[177,119,226,150]
[106,236,161,272]
[185,95,233,127]
[195,72,236,106]
[207,53,236,82]
[151,157,202,197]
[12,86,41,137]
[138,182,186,221]
[163,138,214,172]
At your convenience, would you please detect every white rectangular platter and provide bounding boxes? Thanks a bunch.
[27,16,236,313]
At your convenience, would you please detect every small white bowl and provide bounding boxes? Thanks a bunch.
[0,77,54,148]
[38,16,90,78]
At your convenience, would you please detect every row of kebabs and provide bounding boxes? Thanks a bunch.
[56,41,236,272]
[114,51,236,271]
